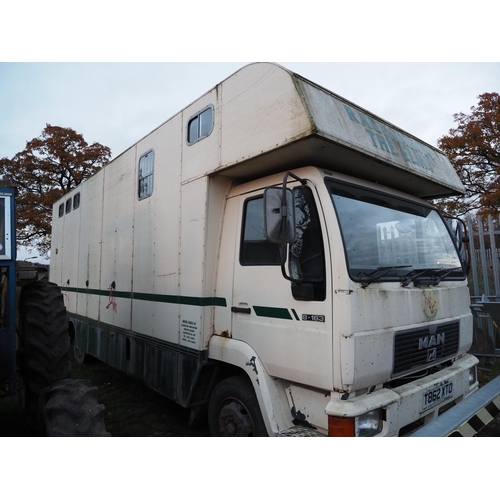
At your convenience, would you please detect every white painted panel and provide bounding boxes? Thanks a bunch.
[181,90,220,183]
[131,116,182,342]
[73,172,104,319]
[179,177,207,300]
[152,302,180,343]
[220,63,310,168]
[131,299,155,337]
[49,198,66,286]
[84,172,105,320]
[60,194,81,303]
[200,176,232,347]
[99,148,136,330]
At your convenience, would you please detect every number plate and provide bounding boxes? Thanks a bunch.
[423,380,453,410]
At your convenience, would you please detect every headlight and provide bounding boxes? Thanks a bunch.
[468,366,477,386]
[357,410,383,437]
[327,410,384,437]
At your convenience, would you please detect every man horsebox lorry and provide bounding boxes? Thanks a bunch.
[50,62,478,436]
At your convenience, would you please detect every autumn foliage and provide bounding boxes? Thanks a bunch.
[435,92,500,218]
[0,125,111,255]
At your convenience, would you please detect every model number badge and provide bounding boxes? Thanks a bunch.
[302,314,325,322]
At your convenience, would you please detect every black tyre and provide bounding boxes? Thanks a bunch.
[18,281,71,431]
[208,376,268,437]
[40,379,110,437]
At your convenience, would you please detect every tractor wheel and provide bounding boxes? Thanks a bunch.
[18,281,71,432]
[40,379,110,437]
[208,376,268,437]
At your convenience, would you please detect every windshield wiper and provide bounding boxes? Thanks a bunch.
[359,265,412,288]
[432,266,463,285]
[400,268,438,287]
[401,267,463,287]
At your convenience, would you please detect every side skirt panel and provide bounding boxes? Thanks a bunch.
[70,313,207,407]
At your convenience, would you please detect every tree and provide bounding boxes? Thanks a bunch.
[0,124,111,255]
[435,92,500,218]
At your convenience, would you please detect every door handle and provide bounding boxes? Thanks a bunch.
[231,306,251,314]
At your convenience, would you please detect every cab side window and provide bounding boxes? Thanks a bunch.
[289,186,326,301]
[240,196,281,266]
[240,187,326,301]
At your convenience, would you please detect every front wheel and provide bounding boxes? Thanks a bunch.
[208,376,268,437]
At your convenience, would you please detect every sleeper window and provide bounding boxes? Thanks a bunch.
[138,150,154,200]
[187,106,214,144]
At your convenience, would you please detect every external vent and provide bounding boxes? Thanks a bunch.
[393,321,459,377]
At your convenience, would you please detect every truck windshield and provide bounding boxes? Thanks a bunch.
[326,180,465,285]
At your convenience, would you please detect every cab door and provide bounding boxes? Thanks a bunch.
[230,182,333,390]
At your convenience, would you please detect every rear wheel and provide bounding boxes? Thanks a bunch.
[208,376,268,437]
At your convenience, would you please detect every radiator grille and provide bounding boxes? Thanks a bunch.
[393,321,459,377]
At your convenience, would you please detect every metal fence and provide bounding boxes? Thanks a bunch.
[465,215,500,359]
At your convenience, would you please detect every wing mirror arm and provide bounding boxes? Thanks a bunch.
[264,172,306,283]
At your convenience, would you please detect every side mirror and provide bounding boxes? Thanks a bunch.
[446,217,470,273]
[264,187,296,244]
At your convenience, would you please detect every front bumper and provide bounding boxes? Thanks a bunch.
[325,354,479,436]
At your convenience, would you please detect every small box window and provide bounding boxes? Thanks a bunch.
[65,198,72,214]
[59,203,64,218]
[73,192,80,209]
[138,150,154,200]
[187,106,214,145]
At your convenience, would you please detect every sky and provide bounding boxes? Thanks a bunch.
[2,62,499,161]
[1,61,499,262]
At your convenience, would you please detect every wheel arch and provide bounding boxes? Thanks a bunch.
[207,336,292,435]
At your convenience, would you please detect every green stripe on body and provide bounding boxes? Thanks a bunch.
[252,305,293,320]
[63,287,227,307]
